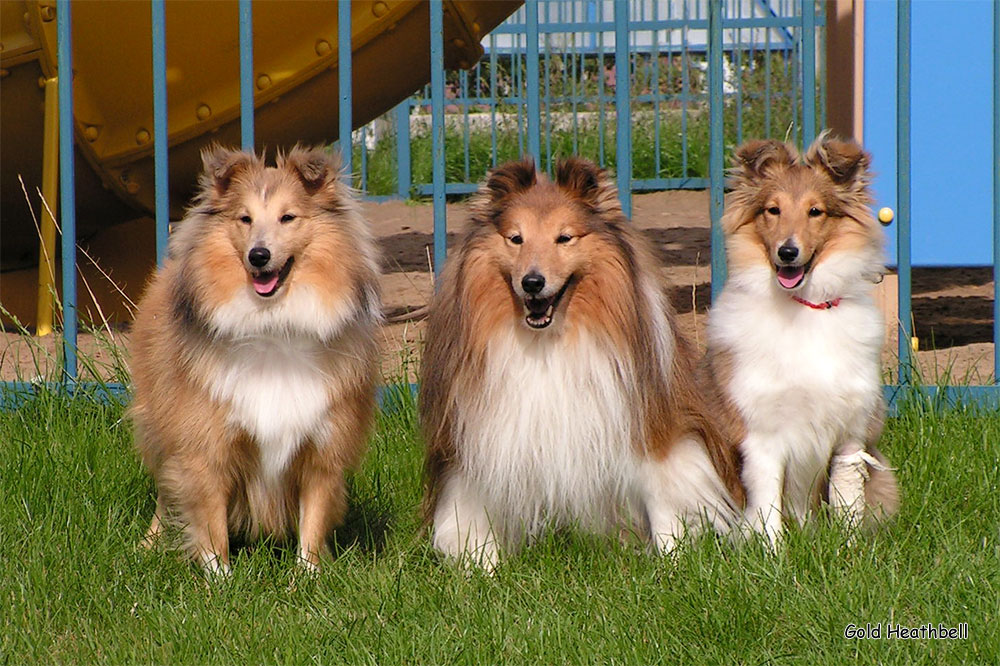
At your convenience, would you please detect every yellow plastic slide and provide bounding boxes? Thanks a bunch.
[1,0,521,272]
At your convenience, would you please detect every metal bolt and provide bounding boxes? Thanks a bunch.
[256,74,271,90]
[196,103,212,120]
[372,1,388,18]
[878,207,894,225]
[135,128,150,144]
[120,171,140,194]
[315,39,331,56]
[84,125,99,142]
[40,5,55,22]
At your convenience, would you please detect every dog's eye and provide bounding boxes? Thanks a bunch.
[808,207,824,218]
[509,234,523,245]
[280,214,296,223]
[556,234,572,244]
[240,215,252,225]
[766,206,780,216]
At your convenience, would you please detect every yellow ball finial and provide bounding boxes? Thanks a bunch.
[878,207,894,225]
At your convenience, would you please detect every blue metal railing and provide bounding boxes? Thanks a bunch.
[56,0,77,384]
[379,0,820,202]
[151,0,169,266]
[994,0,999,384]
[896,0,912,387]
[337,0,352,173]
[239,0,254,151]
[7,0,999,412]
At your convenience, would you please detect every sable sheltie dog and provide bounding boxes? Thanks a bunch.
[130,145,381,573]
[420,158,744,569]
[702,133,899,547]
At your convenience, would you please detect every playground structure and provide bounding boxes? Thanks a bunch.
[1,0,521,322]
[1,0,999,408]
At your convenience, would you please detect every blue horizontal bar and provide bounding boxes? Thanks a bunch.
[1,382,130,410]
[6,381,996,415]
[411,179,713,198]
[490,15,823,35]
[482,43,794,57]
[882,385,1000,414]
[632,177,710,190]
[1,381,418,413]
[415,183,480,196]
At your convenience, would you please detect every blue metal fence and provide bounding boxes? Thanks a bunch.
[5,0,1000,411]
[360,0,820,207]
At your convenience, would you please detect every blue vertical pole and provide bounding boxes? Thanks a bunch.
[430,0,446,280]
[613,0,631,217]
[151,0,169,267]
[338,0,352,174]
[993,2,1000,384]
[708,0,725,301]
[897,0,912,385]
[238,0,254,150]
[525,0,541,165]
[57,0,77,382]
[993,0,999,383]
[800,0,816,146]
[395,101,411,198]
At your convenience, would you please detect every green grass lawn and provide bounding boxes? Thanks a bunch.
[2,389,998,664]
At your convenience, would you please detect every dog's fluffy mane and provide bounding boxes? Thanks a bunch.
[420,158,744,516]
[163,144,381,341]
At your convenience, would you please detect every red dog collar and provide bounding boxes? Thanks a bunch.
[792,295,842,310]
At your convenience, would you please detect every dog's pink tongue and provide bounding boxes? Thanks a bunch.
[776,266,804,289]
[253,274,279,294]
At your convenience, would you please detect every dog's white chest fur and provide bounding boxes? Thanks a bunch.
[711,292,883,508]
[207,336,331,480]
[457,327,638,533]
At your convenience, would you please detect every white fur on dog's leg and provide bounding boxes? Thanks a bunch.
[296,545,323,574]
[740,441,785,549]
[829,447,890,533]
[640,436,739,555]
[432,472,501,572]
[200,553,231,579]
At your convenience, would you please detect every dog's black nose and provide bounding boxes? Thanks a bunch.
[521,273,545,295]
[777,244,799,263]
[248,247,271,268]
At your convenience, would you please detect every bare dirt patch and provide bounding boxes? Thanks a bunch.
[2,191,994,384]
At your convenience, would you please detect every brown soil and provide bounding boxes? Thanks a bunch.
[2,191,994,384]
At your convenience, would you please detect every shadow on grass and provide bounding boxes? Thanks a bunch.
[331,487,395,556]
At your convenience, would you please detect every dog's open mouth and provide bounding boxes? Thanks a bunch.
[523,277,573,329]
[775,258,812,290]
[251,256,294,297]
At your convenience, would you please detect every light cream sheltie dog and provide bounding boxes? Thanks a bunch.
[420,158,744,569]
[130,145,381,573]
[702,133,899,547]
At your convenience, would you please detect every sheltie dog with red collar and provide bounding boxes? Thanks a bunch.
[702,133,899,547]
[130,145,381,574]
[420,158,744,569]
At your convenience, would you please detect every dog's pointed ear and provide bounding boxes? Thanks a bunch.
[484,158,537,202]
[468,158,537,221]
[804,132,871,186]
[731,139,798,180]
[555,157,623,218]
[281,145,344,196]
[200,144,259,196]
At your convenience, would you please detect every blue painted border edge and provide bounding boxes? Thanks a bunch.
[4,382,997,414]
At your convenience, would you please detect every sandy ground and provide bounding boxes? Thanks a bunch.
[2,190,995,385]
